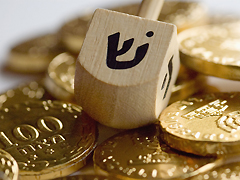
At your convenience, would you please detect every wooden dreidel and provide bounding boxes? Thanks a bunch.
[75,0,180,129]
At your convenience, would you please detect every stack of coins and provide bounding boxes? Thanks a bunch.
[0,1,240,179]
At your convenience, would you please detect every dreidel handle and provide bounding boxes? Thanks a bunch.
[138,0,164,20]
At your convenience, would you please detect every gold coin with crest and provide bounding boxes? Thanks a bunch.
[0,149,19,180]
[179,22,240,80]
[94,124,215,180]
[0,100,97,180]
[160,92,240,156]
[7,34,65,73]
[44,53,76,102]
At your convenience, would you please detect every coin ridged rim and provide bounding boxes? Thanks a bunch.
[20,143,96,179]
[179,23,240,81]
[160,127,240,157]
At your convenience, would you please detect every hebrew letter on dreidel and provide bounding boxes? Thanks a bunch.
[75,8,180,129]
[107,31,153,69]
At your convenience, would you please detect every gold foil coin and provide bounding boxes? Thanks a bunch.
[159,92,240,156]
[0,149,19,180]
[94,124,215,180]
[190,154,240,180]
[179,22,240,80]
[7,33,65,73]
[0,100,98,179]
[44,53,76,101]
[60,2,207,54]
[59,16,90,54]
[0,81,53,108]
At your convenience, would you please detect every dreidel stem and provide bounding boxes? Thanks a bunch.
[138,0,164,20]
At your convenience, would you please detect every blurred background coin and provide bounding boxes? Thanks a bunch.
[179,21,240,80]
[0,81,53,108]
[59,1,207,54]
[7,34,65,73]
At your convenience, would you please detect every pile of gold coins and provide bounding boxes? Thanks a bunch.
[0,1,240,180]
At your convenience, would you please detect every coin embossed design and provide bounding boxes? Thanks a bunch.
[0,149,19,180]
[0,81,53,108]
[94,124,214,179]
[44,53,76,101]
[0,100,97,180]
[159,92,240,156]
[179,22,240,80]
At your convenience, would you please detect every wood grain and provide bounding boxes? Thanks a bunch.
[74,9,180,129]
[138,0,164,20]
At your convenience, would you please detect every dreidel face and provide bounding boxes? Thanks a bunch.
[75,9,180,129]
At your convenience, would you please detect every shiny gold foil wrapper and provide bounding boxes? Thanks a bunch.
[94,124,215,179]
[44,53,76,102]
[160,92,240,156]
[0,100,98,179]
[179,21,240,80]
[7,34,65,73]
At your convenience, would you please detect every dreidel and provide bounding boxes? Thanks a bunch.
[74,0,180,129]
